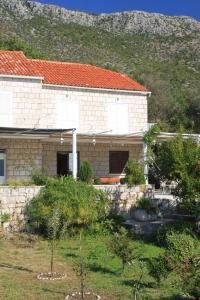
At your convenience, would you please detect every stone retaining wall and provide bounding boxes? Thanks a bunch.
[95,185,146,219]
[0,186,42,231]
[0,185,145,231]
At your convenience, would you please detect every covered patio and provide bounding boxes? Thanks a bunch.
[0,127,147,184]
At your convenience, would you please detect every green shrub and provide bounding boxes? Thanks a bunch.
[136,196,158,213]
[120,177,127,185]
[0,213,10,225]
[156,220,197,247]
[184,255,200,299]
[32,172,48,186]
[148,254,171,284]
[6,179,34,186]
[79,160,93,184]
[25,176,109,235]
[165,232,195,264]
[124,159,145,186]
[93,178,101,185]
[108,227,135,272]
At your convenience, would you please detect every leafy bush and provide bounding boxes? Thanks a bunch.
[0,213,10,225]
[183,255,200,299]
[79,160,93,184]
[93,178,101,185]
[25,176,109,235]
[120,177,127,185]
[32,172,48,186]
[165,232,195,265]
[153,135,200,219]
[156,220,197,247]
[108,227,136,272]
[124,159,145,186]
[136,196,158,213]
[148,254,171,284]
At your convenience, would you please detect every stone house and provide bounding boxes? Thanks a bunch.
[0,50,150,184]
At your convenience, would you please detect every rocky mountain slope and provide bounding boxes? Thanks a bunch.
[0,0,200,132]
[1,0,200,36]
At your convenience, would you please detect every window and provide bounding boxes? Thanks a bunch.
[109,151,129,174]
[108,103,128,134]
[56,95,79,129]
[57,151,80,176]
[0,92,12,127]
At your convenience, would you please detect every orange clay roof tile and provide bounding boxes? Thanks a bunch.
[0,51,147,92]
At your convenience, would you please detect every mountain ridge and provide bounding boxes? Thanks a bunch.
[1,0,200,36]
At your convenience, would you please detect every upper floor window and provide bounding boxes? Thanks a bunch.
[56,95,79,130]
[0,91,12,127]
[108,103,129,134]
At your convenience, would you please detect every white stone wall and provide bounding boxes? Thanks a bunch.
[42,142,143,177]
[0,77,148,133]
[95,184,145,219]
[0,186,42,231]
[0,185,144,231]
[0,139,42,180]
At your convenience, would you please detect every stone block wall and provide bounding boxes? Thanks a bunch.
[0,184,145,231]
[42,142,143,178]
[0,77,148,134]
[0,139,42,180]
[0,186,42,231]
[95,184,145,219]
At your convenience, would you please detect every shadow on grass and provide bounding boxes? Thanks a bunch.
[0,262,33,273]
[89,263,117,275]
[42,287,66,295]
[160,296,191,300]
[122,279,154,289]
[65,253,77,258]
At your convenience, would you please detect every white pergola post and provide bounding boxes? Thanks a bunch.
[143,141,148,185]
[72,128,77,179]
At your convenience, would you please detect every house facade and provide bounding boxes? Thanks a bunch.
[0,51,150,183]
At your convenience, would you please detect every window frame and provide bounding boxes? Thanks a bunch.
[109,150,129,174]
[0,91,13,127]
[57,151,80,176]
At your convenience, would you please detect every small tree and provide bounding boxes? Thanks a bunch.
[153,135,200,219]
[131,261,147,300]
[124,159,145,186]
[108,227,135,273]
[47,209,64,276]
[79,160,93,184]
[73,235,88,300]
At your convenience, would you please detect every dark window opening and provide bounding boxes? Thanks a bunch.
[109,151,129,174]
[57,152,80,176]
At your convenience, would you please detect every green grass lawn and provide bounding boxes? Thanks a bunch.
[0,235,191,300]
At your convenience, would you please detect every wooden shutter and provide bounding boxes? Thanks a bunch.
[109,151,129,174]
[118,104,128,134]
[108,103,128,134]
[0,92,12,127]
[57,95,79,129]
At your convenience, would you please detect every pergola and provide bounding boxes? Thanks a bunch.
[0,126,199,183]
[0,126,77,178]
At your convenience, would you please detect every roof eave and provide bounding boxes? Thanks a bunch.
[43,83,151,95]
[0,74,44,81]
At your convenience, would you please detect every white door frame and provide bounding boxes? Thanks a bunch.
[0,152,6,184]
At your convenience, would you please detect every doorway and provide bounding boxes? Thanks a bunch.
[57,152,79,176]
